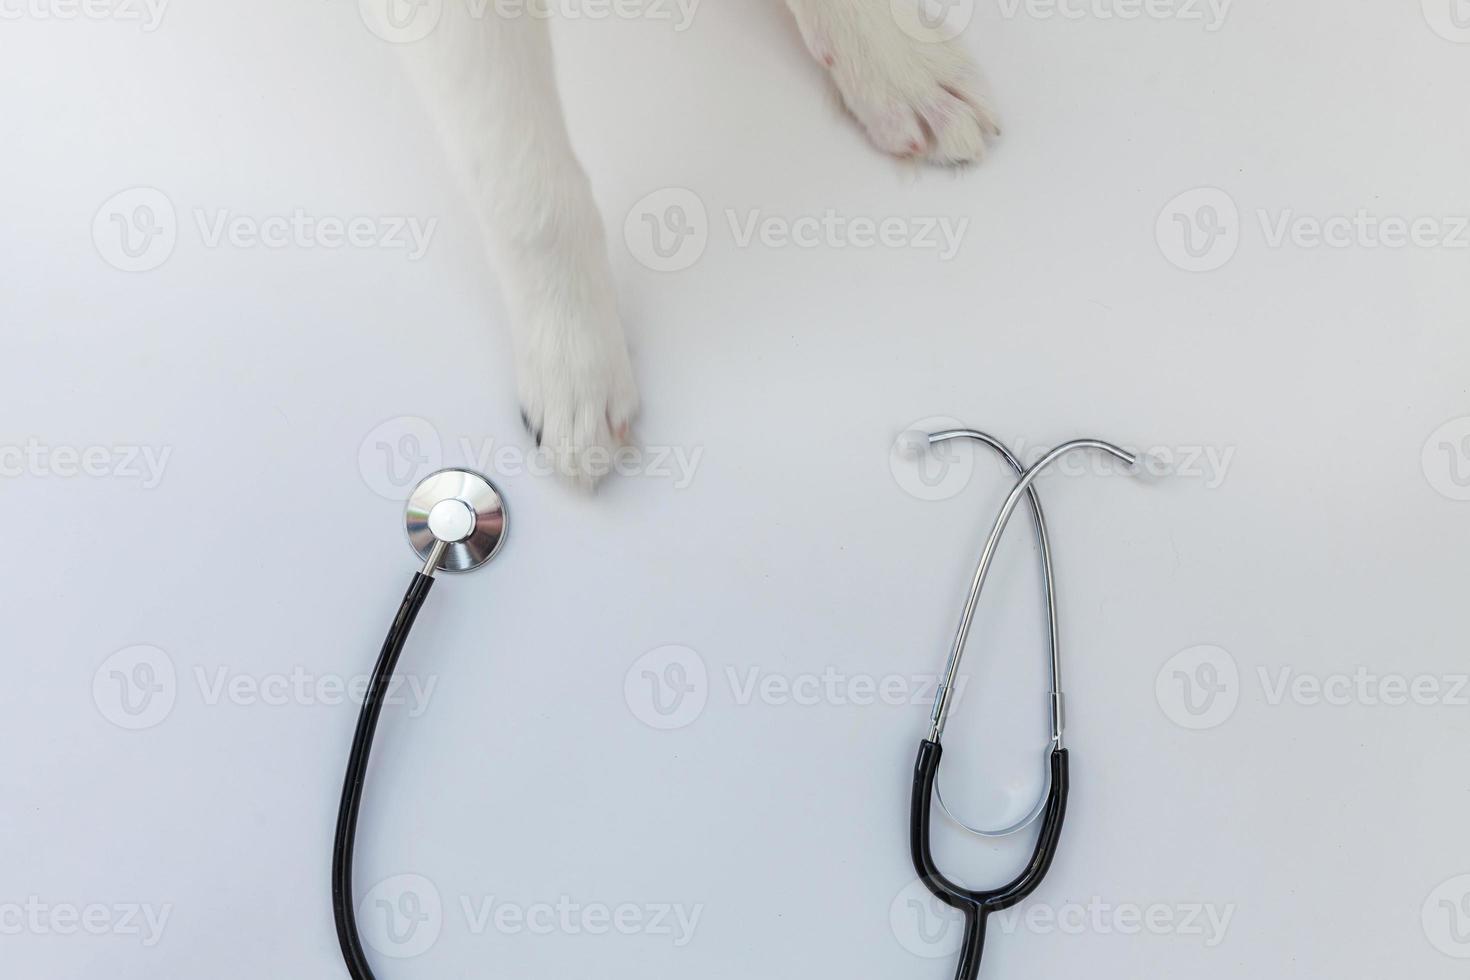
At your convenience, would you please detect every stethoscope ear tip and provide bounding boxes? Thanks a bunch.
[894,429,935,460]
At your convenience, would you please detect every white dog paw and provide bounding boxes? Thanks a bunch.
[792,1,999,165]
[517,301,640,491]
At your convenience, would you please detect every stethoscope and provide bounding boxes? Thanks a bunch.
[899,429,1153,980]
[333,468,509,980]
[331,435,1151,980]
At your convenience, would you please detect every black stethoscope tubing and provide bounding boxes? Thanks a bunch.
[332,571,437,980]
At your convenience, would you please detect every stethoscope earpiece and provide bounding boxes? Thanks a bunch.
[905,428,1158,980]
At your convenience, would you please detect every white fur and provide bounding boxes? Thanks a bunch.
[373,0,990,487]
[787,0,999,163]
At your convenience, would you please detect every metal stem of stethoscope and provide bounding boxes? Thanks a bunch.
[928,437,1140,744]
[905,431,1154,980]
[920,430,1063,838]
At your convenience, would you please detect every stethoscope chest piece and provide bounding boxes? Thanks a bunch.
[405,468,508,572]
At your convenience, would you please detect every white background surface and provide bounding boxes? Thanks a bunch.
[3,1,1468,977]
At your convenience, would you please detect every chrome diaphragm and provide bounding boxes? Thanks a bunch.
[404,469,508,573]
